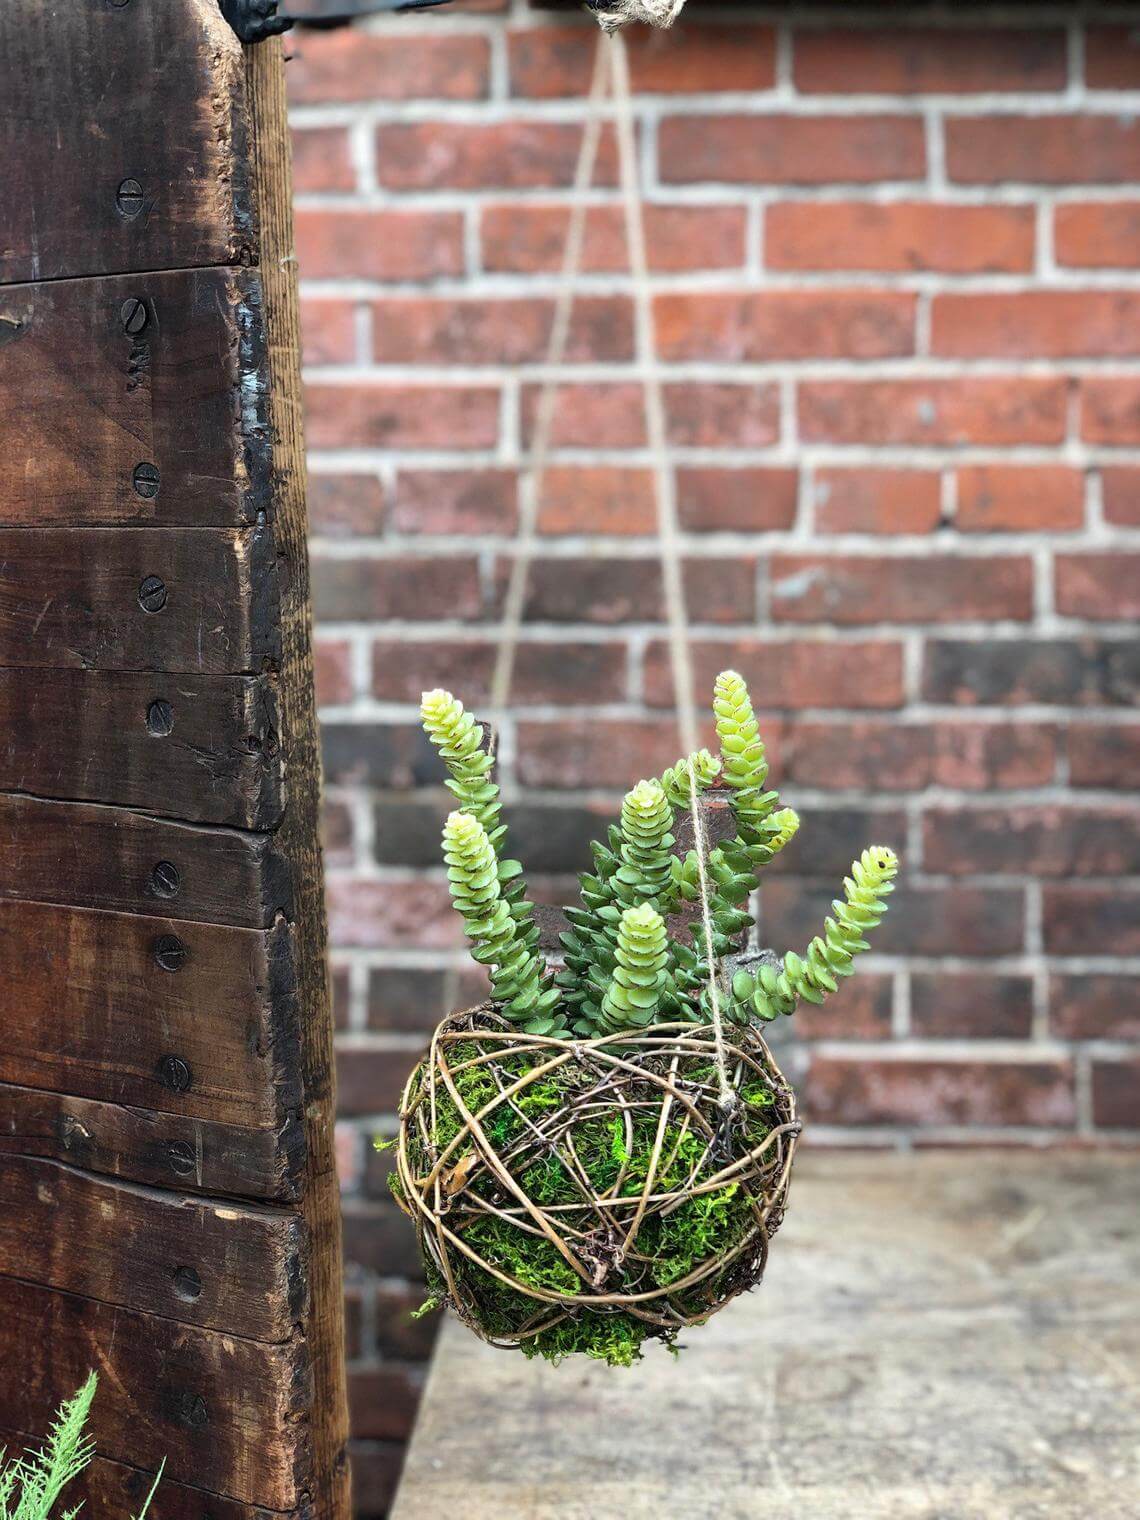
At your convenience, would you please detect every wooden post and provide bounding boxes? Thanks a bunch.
[0,4,349,1516]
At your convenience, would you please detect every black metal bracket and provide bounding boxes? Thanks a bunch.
[219,0,452,44]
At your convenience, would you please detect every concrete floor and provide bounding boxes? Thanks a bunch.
[393,1151,1140,1520]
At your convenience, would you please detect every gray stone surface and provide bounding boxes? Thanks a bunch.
[393,1151,1140,1520]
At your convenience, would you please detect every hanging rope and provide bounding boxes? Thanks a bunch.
[592,0,687,33]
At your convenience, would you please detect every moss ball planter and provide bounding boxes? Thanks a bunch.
[393,1008,798,1366]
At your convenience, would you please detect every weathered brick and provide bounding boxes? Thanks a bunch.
[376,120,617,190]
[766,201,1034,274]
[1055,202,1140,268]
[677,468,798,533]
[366,967,447,1034]
[806,1056,1075,1128]
[327,876,458,951]
[956,466,1084,532]
[654,290,916,361]
[1049,975,1140,1040]
[642,639,905,710]
[392,469,516,536]
[372,295,634,365]
[947,114,1140,184]
[491,557,756,625]
[911,973,1034,1040]
[933,291,1140,358]
[537,466,654,535]
[794,27,1066,94]
[664,383,781,448]
[291,126,354,192]
[331,965,351,1033]
[1056,554,1140,620]
[372,638,626,705]
[1043,887,1140,954]
[519,382,646,449]
[781,720,1056,792]
[791,974,894,1041]
[1101,467,1140,526]
[923,638,1140,707]
[761,880,1025,958]
[1090,1060,1140,1129]
[305,383,500,450]
[509,23,775,96]
[323,722,437,792]
[799,378,1067,446]
[1084,25,1140,89]
[349,1367,425,1442]
[770,555,1033,624]
[300,298,356,366]
[659,113,925,186]
[377,798,611,875]
[370,1285,442,1361]
[925,805,1140,877]
[481,203,747,274]
[288,30,489,102]
[762,807,907,878]
[315,638,355,707]
[311,556,482,623]
[342,1201,424,1280]
[295,208,465,282]
[1081,377,1140,444]
[336,1044,414,1114]
[309,473,386,538]
[349,1442,406,1520]
[813,468,941,535]
[516,718,713,792]
[1067,724,1140,789]
[322,799,353,867]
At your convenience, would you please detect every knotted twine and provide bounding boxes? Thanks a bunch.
[592,0,687,33]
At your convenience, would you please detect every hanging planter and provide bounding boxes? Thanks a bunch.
[389,672,899,1365]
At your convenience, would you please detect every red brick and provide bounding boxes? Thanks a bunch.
[1102,467,1140,526]
[1081,377,1140,444]
[794,27,1065,94]
[349,1366,424,1441]
[481,203,747,274]
[331,966,351,1033]
[933,291,1140,358]
[1056,554,1140,619]
[766,201,1034,274]
[924,638,1140,708]
[343,1282,363,1358]
[309,474,386,538]
[327,876,458,950]
[911,974,1034,1040]
[806,1056,1075,1128]
[813,469,941,534]
[1050,975,1140,1040]
[323,800,353,867]
[341,1200,424,1279]
[763,879,1025,958]
[300,298,355,366]
[1091,1060,1140,1129]
[770,554,1033,624]
[493,557,755,625]
[792,974,894,1041]
[654,290,915,361]
[642,639,905,710]
[1044,886,1140,954]
[372,295,633,365]
[520,382,646,449]
[288,31,489,102]
[350,1441,405,1520]
[800,378,1067,446]
[956,466,1084,533]
[371,639,626,705]
[660,113,925,186]
[1085,26,1140,89]
[376,120,617,190]
[1068,724,1140,788]
[664,382,781,447]
[392,469,517,536]
[925,805,1140,877]
[677,467,798,532]
[315,638,355,707]
[536,466,655,535]
[305,384,500,450]
[366,966,484,1035]
[947,114,1140,184]
[312,556,482,622]
[291,127,354,192]
[509,24,775,96]
[336,1044,417,1113]
[295,208,464,282]
[1055,202,1140,269]
[371,1285,441,1360]
[516,718,709,791]
[782,720,1056,791]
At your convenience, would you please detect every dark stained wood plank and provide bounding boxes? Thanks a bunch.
[0,267,269,528]
[0,669,282,828]
[0,3,253,283]
[0,528,279,674]
[0,1157,304,1340]
[246,39,352,1518]
[0,899,300,1129]
[0,1083,303,1203]
[0,1278,309,1510]
[0,794,290,929]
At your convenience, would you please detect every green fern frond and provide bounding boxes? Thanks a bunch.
[5,1374,96,1520]
[599,904,671,1032]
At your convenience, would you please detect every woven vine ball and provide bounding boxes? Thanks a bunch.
[393,1004,799,1365]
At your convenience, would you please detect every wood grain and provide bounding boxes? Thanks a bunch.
[0,1278,309,1510]
[0,898,300,1129]
[0,3,254,283]
[0,1156,305,1339]
[0,793,290,928]
[0,267,269,527]
[0,669,282,828]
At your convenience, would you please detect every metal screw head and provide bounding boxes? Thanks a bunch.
[153,934,187,972]
[116,178,145,218]
[146,699,173,736]
[138,575,167,613]
[172,1266,202,1301]
[157,1054,193,1093]
[132,462,160,499]
[166,1140,195,1175]
[121,297,148,336]
[150,860,181,899]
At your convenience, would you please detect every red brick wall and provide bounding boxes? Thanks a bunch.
[287,6,1140,1510]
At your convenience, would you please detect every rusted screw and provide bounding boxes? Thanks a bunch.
[121,297,148,336]
[176,1391,208,1430]
[132,461,160,499]
[146,699,173,736]
[172,1266,202,1301]
[157,1055,193,1093]
[138,575,167,613]
[153,934,187,972]
[116,178,145,218]
[166,1141,195,1175]
[150,860,181,899]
